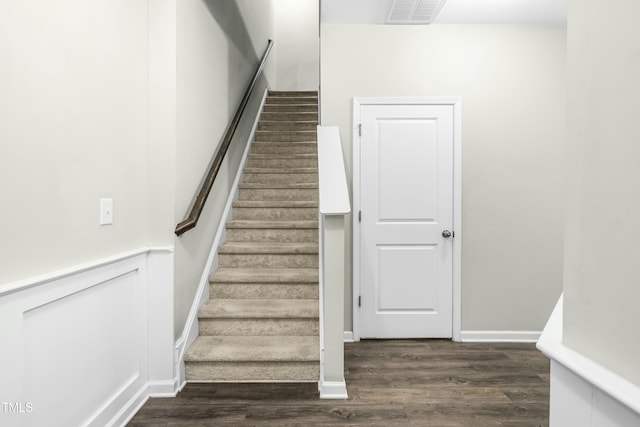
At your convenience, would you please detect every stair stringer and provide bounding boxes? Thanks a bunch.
[175,87,269,389]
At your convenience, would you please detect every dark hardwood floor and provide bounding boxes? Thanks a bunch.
[129,340,550,426]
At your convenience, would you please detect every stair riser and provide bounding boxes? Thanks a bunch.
[233,207,318,221]
[250,145,317,155]
[260,112,318,122]
[210,283,318,300]
[226,229,318,243]
[266,97,317,105]
[263,105,318,113]
[198,319,319,336]
[218,254,318,269]
[258,122,317,132]
[238,188,318,201]
[246,158,318,168]
[185,362,319,382]
[242,173,318,184]
[254,131,316,142]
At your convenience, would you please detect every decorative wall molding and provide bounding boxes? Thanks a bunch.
[0,247,175,427]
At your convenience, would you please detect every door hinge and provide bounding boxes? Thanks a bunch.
[358,211,362,222]
[358,124,362,137]
[358,295,362,307]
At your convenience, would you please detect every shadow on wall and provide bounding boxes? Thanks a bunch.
[201,0,269,189]
[202,0,259,110]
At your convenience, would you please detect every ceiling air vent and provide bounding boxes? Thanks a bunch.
[387,0,448,24]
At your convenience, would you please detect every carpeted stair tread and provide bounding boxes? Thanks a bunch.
[219,242,318,254]
[185,335,319,363]
[226,220,318,229]
[199,299,319,319]
[210,268,319,284]
[268,90,318,97]
[243,167,318,174]
[239,182,318,190]
[233,200,318,208]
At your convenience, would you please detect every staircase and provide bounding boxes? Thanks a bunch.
[184,91,320,382]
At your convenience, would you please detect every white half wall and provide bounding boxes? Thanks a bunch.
[320,23,566,334]
[538,296,640,427]
[0,249,175,427]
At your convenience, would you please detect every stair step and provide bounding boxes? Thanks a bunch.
[260,112,318,122]
[219,242,318,254]
[218,242,318,268]
[238,188,318,201]
[185,335,319,381]
[266,97,318,105]
[227,219,317,229]
[210,268,319,284]
[263,104,318,113]
[242,172,318,184]
[246,156,317,169]
[198,296,319,335]
[233,200,318,208]
[254,130,317,142]
[258,121,317,132]
[186,335,319,362]
[232,206,317,221]
[243,167,318,174]
[211,283,318,300]
[218,253,317,268]
[239,182,318,189]
[250,143,317,155]
[268,91,318,97]
[199,299,319,320]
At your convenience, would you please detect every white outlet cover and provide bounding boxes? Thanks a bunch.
[100,198,113,225]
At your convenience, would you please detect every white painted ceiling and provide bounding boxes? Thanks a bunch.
[321,0,567,25]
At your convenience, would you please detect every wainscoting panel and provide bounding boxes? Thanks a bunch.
[0,248,174,427]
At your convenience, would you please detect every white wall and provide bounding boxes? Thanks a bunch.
[173,0,275,338]
[563,0,640,387]
[0,0,150,285]
[274,0,320,90]
[320,24,566,333]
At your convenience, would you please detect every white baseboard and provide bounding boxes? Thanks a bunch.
[343,331,354,342]
[319,380,348,400]
[538,295,640,426]
[460,330,541,343]
[175,87,269,385]
[0,248,176,427]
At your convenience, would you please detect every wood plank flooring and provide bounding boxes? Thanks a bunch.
[129,340,549,426]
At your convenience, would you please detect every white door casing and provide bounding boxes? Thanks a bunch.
[353,98,462,340]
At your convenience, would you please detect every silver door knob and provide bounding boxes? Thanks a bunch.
[442,230,452,238]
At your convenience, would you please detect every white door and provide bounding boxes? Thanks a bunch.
[358,103,454,338]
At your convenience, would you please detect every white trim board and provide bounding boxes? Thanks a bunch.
[460,331,541,343]
[175,88,268,388]
[351,97,462,342]
[538,295,640,424]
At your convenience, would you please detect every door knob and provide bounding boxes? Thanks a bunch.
[442,230,452,238]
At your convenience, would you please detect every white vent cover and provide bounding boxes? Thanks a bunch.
[387,0,448,24]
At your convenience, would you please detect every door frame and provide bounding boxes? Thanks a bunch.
[352,97,462,342]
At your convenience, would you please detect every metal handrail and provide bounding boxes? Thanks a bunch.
[175,40,274,236]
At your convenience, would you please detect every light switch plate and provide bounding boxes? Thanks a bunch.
[100,198,113,225]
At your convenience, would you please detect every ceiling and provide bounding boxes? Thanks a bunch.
[321,0,567,25]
